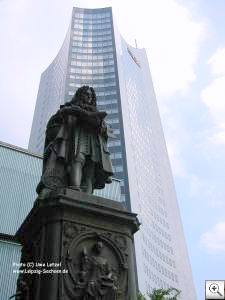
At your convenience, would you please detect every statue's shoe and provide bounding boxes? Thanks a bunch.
[106,176,112,184]
[68,186,81,191]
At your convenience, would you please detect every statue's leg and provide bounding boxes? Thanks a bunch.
[81,159,95,194]
[69,153,85,191]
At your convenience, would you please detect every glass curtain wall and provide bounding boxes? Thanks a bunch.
[65,8,128,205]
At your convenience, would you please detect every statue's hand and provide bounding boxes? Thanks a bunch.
[69,106,84,115]
[97,111,107,119]
[81,110,107,119]
[60,105,83,116]
[79,110,107,125]
[60,106,74,115]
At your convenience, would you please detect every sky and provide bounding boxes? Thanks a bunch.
[0,0,225,299]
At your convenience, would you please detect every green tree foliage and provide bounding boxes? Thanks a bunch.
[137,292,147,300]
[148,288,181,300]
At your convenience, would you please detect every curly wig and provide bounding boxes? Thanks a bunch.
[71,85,97,107]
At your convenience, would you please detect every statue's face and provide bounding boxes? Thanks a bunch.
[96,241,103,253]
[83,89,93,104]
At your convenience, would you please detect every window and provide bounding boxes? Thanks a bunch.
[74,13,83,18]
[80,29,112,36]
[114,165,123,173]
[95,90,116,97]
[113,129,120,135]
[92,81,116,88]
[119,180,124,186]
[110,152,122,159]
[98,99,117,105]
[106,108,118,114]
[106,118,119,124]
[108,140,121,147]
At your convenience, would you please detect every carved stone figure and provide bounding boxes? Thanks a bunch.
[37,86,114,195]
[76,241,117,300]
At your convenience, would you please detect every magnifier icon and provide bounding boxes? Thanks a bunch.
[209,283,223,297]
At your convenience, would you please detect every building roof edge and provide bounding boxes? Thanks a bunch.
[0,141,43,159]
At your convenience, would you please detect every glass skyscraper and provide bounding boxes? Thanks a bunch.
[28,7,196,299]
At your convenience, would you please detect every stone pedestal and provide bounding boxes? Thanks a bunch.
[15,189,139,300]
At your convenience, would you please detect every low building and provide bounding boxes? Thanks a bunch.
[0,141,121,299]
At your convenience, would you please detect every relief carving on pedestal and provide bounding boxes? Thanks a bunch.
[64,233,128,300]
[64,222,78,239]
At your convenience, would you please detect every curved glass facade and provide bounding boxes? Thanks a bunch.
[28,27,71,154]
[114,31,196,297]
[27,7,196,299]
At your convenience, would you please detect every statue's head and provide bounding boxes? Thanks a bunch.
[71,85,97,107]
[94,240,103,254]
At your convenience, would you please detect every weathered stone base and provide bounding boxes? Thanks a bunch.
[15,189,139,300]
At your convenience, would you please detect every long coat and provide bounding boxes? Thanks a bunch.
[37,103,113,193]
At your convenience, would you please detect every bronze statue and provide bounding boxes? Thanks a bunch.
[37,86,113,196]
[76,241,117,300]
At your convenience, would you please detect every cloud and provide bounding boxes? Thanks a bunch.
[163,113,190,179]
[208,47,225,77]
[200,222,225,253]
[112,0,206,181]
[167,139,187,178]
[201,47,225,145]
[189,176,225,208]
[115,0,207,97]
[207,185,225,208]
[209,123,225,145]
[76,0,207,97]
[201,76,225,123]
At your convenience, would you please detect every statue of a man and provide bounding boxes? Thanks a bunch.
[37,86,114,196]
[76,241,117,300]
